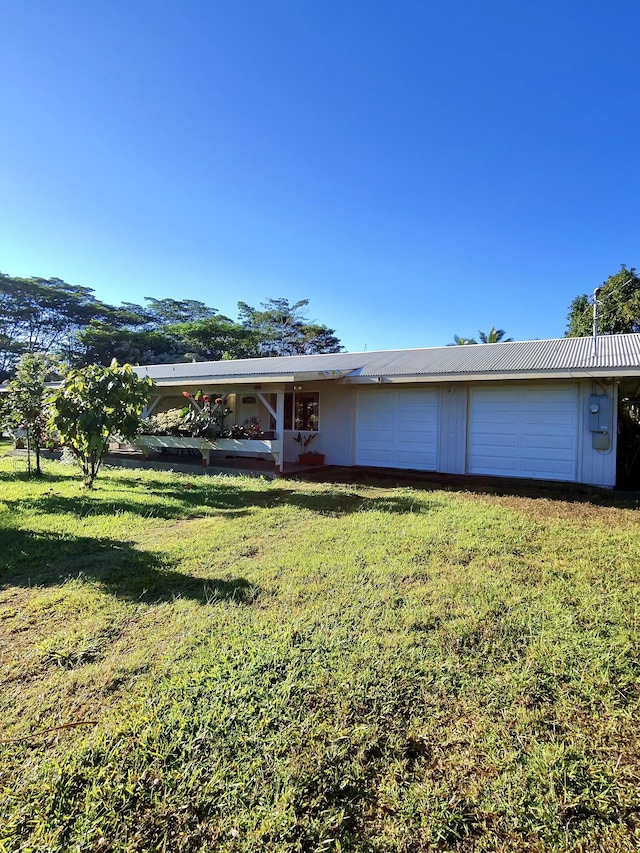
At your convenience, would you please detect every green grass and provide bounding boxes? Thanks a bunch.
[1,457,640,852]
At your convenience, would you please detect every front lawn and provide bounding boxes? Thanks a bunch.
[1,459,639,851]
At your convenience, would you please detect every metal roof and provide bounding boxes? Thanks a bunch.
[136,333,640,386]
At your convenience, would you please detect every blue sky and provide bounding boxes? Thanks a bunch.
[1,1,638,352]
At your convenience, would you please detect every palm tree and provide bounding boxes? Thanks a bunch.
[448,334,478,346]
[477,327,513,343]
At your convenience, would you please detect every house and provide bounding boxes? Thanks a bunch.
[135,333,640,488]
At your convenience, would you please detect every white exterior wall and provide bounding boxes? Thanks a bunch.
[283,382,355,466]
[438,385,468,474]
[577,380,618,488]
[347,378,619,488]
[151,376,621,487]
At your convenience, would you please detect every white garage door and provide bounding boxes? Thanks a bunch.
[468,385,579,481]
[356,388,439,470]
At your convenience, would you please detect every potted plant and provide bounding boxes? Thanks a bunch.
[293,432,325,466]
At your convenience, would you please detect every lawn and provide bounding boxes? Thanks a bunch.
[1,457,640,852]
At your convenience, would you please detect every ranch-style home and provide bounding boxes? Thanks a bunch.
[135,333,640,488]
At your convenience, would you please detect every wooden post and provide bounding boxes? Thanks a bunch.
[274,388,285,473]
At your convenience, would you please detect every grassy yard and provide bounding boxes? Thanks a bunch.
[1,457,640,852]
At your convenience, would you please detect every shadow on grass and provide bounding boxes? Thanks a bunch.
[291,466,640,510]
[0,528,257,605]
[1,474,433,519]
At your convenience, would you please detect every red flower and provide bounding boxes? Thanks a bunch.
[215,397,223,404]
[203,395,210,403]
[183,391,191,398]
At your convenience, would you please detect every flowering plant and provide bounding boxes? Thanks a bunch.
[225,417,266,439]
[142,390,233,438]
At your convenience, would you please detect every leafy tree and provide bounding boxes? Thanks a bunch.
[170,316,258,361]
[75,322,187,366]
[238,298,342,356]
[50,361,153,488]
[1,353,55,476]
[144,298,219,326]
[449,335,478,345]
[565,265,640,337]
[0,273,111,374]
[449,328,513,345]
[478,327,513,343]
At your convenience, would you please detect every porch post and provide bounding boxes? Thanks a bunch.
[275,388,285,473]
[143,395,162,417]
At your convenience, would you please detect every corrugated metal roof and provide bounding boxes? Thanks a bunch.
[136,333,640,385]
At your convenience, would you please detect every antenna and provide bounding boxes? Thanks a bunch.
[592,286,602,360]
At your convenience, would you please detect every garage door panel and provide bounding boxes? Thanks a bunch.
[469,385,578,482]
[521,459,575,477]
[472,456,519,472]
[522,434,574,450]
[358,428,394,442]
[472,433,518,447]
[397,429,435,443]
[359,450,393,465]
[356,389,438,470]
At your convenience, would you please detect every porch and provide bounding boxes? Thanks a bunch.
[102,442,316,479]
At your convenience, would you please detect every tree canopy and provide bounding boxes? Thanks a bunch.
[238,299,343,357]
[478,327,513,344]
[565,265,640,337]
[449,328,512,346]
[1,352,55,476]
[50,361,153,488]
[0,273,343,377]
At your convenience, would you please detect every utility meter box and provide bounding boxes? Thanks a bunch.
[588,395,610,433]
[588,394,611,450]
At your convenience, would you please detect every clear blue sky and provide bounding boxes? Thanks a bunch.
[1,1,638,352]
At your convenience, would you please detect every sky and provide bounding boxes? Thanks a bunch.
[1,1,639,353]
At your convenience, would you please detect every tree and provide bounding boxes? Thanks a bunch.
[0,273,111,375]
[565,265,640,337]
[238,298,343,356]
[1,353,55,476]
[50,361,153,488]
[144,298,219,326]
[448,335,478,346]
[170,316,258,361]
[449,328,513,345]
[478,327,513,343]
[75,322,187,366]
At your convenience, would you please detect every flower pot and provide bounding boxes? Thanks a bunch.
[298,452,325,466]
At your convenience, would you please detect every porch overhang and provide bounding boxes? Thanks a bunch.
[143,369,346,388]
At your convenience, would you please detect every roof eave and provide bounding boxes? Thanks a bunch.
[142,369,346,387]
[348,368,640,384]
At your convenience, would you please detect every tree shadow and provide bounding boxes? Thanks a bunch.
[0,491,253,521]
[290,467,640,511]
[0,528,257,605]
[0,474,432,520]
[0,467,71,484]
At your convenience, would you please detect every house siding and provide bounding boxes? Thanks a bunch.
[283,382,355,466]
[143,373,623,488]
[437,385,468,474]
[577,380,617,488]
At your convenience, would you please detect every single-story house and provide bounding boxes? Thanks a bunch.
[135,333,640,488]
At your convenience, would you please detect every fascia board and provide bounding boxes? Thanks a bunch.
[346,368,640,384]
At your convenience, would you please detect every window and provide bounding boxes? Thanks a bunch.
[284,391,319,431]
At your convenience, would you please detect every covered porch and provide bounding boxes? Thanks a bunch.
[102,442,317,479]
[137,383,287,471]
